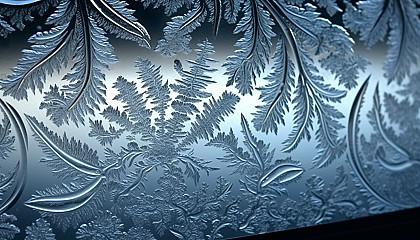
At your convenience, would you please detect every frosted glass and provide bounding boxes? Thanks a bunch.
[0,0,419,239]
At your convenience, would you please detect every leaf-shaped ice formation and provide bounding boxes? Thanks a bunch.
[0,118,15,160]
[181,91,240,147]
[135,57,171,122]
[208,114,303,232]
[0,99,28,214]
[252,38,294,134]
[25,115,128,229]
[1,0,150,125]
[277,44,347,168]
[156,0,241,54]
[344,0,420,83]
[1,21,77,100]
[25,176,105,213]
[25,177,107,230]
[370,85,420,172]
[223,0,275,95]
[260,163,304,187]
[269,19,348,168]
[26,115,102,179]
[171,39,217,101]
[347,75,412,210]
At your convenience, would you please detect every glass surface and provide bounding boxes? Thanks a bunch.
[0,0,419,239]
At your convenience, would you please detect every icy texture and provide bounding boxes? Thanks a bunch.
[25,218,56,240]
[344,0,420,83]
[0,213,19,240]
[0,0,419,239]
[1,0,150,126]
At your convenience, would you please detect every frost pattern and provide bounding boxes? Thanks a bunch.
[0,1,419,239]
[24,114,123,229]
[20,38,364,239]
[120,173,235,239]
[348,72,420,214]
[88,119,123,146]
[0,0,58,37]
[76,211,157,239]
[344,0,420,83]
[95,40,238,189]
[155,0,369,168]
[207,114,304,234]
[0,213,20,240]
[273,166,364,228]
[25,40,240,237]
[76,211,125,239]
[154,0,240,55]
[0,99,28,215]
[25,218,56,240]
[0,0,150,126]
[0,118,15,160]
